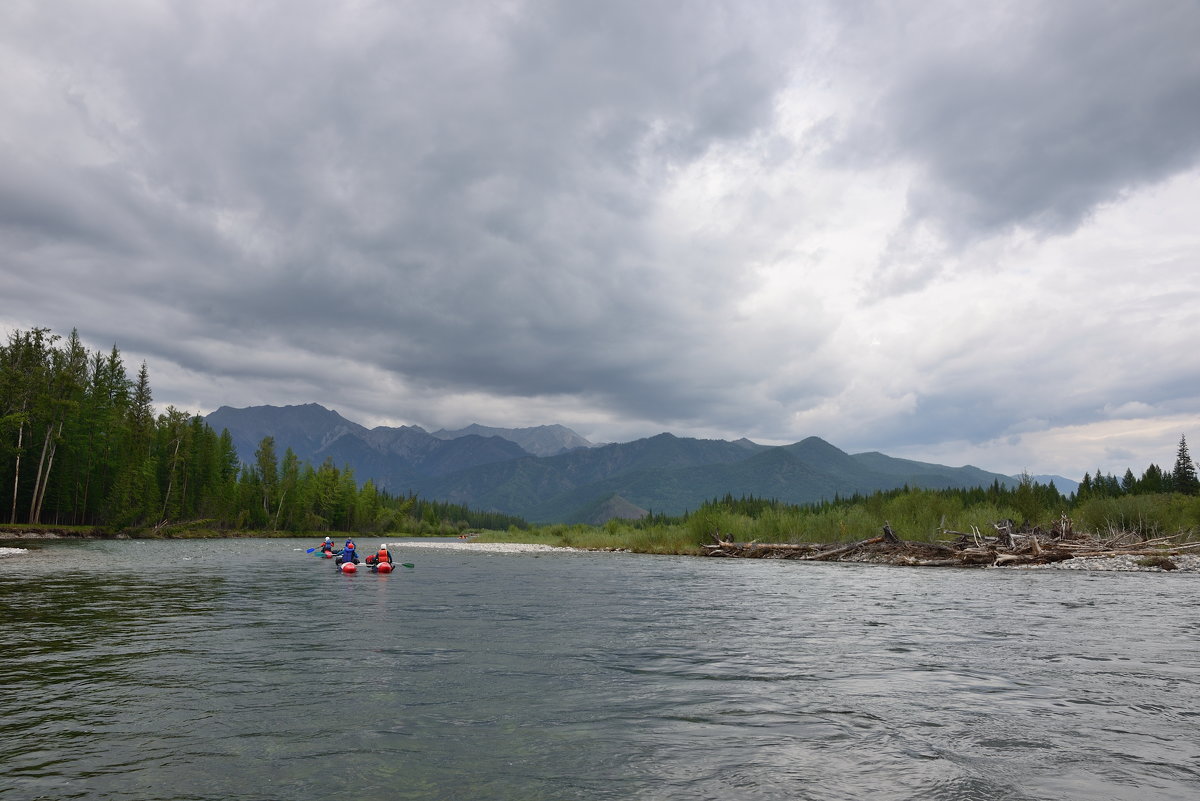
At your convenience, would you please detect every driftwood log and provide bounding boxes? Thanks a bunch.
[702,519,1197,568]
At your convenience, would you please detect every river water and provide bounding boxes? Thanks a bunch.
[1,538,1197,801]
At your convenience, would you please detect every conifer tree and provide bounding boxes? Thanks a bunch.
[130,362,154,456]
[1077,472,1093,500]
[1172,435,1199,495]
[1140,463,1167,494]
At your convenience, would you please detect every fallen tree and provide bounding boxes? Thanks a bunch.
[701,516,1200,568]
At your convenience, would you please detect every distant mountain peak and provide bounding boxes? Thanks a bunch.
[431,422,595,457]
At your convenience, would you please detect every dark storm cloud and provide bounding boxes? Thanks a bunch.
[3,0,1199,478]
[263,2,795,418]
[0,0,824,436]
[841,0,1200,243]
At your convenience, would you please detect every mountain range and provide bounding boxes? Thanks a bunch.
[204,404,1069,524]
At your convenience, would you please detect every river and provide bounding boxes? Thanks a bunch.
[1,538,1197,800]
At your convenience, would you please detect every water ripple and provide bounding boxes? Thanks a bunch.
[2,539,1198,800]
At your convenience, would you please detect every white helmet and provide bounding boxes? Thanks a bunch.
[380,543,388,550]
[325,537,332,543]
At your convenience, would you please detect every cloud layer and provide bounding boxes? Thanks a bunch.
[3,0,1199,480]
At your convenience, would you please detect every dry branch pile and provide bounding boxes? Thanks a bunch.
[701,516,1200,569]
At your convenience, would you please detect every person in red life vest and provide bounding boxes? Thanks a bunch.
[317,536,334,555]
[334,539,359,565]
[366,543,394,570]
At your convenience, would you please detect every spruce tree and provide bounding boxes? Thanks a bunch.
[1141,463,1167,494]
[1077,472,1093,500]
[1172,435,1200,495]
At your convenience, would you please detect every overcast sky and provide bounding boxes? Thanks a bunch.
[4,0,1199,480]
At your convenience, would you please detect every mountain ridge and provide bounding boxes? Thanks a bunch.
[430,423,595,456]
[203,403,1021,523]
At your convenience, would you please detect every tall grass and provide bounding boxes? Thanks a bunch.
[1074,493,1200,539]
[472,488,1200,556]
[474,523,705,554]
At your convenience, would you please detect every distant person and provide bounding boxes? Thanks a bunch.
[366,543,394,568]
[317,536,334,556]
[335,539,359,565]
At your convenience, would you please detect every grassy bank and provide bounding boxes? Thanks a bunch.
[473,489,1200,555]
[471,523,708,554]
[9,488,1200,557]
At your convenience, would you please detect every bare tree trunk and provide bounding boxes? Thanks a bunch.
[32,422,63,524]
[79,472,90,526]
[273,490,287,531]
[10,419,23,524]
[160,436,182,522]
[179,471,189,521]
[28,424,52,524]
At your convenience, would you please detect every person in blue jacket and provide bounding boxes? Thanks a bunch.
[335,538,360,565]
[317,536,334,556]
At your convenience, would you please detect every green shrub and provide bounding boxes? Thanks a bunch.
[685,508,755,544]
[1075,493,1200,539]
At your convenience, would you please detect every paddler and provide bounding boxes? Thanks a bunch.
[317,536,334,556]
[366,543,394,568]
[335,538,360,565]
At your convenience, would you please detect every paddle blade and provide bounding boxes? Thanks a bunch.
[305,548,317,553]
[402,563,415,568]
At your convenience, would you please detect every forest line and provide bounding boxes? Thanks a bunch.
[5,325,1199,550]
[0,326,521,535]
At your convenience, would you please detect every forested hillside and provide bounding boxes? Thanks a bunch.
[208,405,1028,522]
[0,327,521,534]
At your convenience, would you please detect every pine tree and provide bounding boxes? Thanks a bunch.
[1172,435,1200,495]
[1140,463,1167,494]
[130,362,154,456]
[105,360,157,526]
[1077,472,1093,500]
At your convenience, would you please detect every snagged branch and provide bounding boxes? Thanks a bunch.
[700,516,1196,568]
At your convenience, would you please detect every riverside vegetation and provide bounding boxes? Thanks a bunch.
[5,325,1200,559]
[0,326,519,536]
[476,467,1200,558]
[474,438,1200,559]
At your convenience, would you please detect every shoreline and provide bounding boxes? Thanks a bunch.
[4,529,1198,572]
[389,540,1200,572]
[394,541,585,554]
